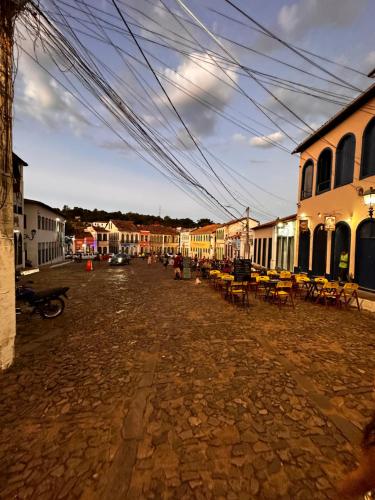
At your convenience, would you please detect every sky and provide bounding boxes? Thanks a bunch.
[13,0,375,223]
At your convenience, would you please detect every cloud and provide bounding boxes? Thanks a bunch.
[14,28,92,134]
[160,52,238,138]
[232,133,246,143]
[250,131,284,148]
[277,0,368,39]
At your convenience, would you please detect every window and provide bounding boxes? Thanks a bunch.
[301,160,314,199]
[335,134,355,187]
[360,117,375,178]
[38,215,41,229]
[316,148,332,194]
[24,214,27,229]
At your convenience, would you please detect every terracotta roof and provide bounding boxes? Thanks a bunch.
[190,224,221,235]
[142,225,177,235]
[292,83,375,154]
[111,220,139,232]
[74,230,93,239]
[253,214,297,231]
[89,226,109,233]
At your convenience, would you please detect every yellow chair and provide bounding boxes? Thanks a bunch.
[269,281,294,308]
[279,271,292,279]
[316,281,339,306]
[255,275,270,300]
[339,283,360,311]
[229,281,249,307]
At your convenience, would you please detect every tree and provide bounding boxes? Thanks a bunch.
[197,218,214,227]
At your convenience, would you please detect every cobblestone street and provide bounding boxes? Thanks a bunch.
[0,259,374,499]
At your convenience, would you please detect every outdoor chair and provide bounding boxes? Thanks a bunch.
[293,276,310,299]
[248,272,260,295]
[255,275,270,300]
[269,280,294,308]
[228,281,249,308]
[338,282,360,311]
[279,271,292,279]
[316,281,340,307]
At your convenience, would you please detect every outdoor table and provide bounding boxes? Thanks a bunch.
[305,279,325,301]
[263,279,280,301]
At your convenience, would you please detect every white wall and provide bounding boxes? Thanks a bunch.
[24,202,65,267]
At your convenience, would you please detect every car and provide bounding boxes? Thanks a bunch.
[109,253,131,266]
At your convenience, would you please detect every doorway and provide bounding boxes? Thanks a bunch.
[312,224,327,276]
[355,219,375,291]
[331,222,351,280]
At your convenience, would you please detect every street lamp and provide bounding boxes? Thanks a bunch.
[363,186,375,219]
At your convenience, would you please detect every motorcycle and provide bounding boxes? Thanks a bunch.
[16,275,69,319]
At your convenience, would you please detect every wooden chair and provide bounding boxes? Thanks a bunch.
[248,272,260,295]
[338,283,360,311]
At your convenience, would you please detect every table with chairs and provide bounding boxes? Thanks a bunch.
[207,267,362,312]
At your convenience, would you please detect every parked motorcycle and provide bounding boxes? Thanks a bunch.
[16,275,69,319]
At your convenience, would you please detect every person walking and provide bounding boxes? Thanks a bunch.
[173,252,183,280]
[339,250,349,283]
[147,254,152,265]
[163,254,169,269]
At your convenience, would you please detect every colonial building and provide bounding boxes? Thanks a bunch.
[106,220,140,255]
[12,153,28,269]
[293,83,375,291]
[73,229,95,254]
[215,225,225,260]
[24,199,65,267]
[178,228,194,256]
[145,225,179,254]
[225,217,258,260]
[139,228,151,255]
[253,215,296,271]
[190,224,221,259]
[86,225,109,254]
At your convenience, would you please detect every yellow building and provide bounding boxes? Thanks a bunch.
[190,224,221,259]
[293,82,375,291]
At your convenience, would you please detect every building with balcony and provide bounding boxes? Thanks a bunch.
[178,228,194,256]
[293,83,375,290]
[139,228,151,255]
[190,224,221,259]
[106,220,140,255]
[144,225,179,254]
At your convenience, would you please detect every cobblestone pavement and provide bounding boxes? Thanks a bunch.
[0,259,374,499]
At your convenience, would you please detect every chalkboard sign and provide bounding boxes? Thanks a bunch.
[183,257,192,279]
[234,259,251,281]
[183,257,191,268]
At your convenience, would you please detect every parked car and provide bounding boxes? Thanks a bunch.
[109,253,131,266]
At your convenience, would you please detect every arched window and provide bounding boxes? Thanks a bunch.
[335,134,355,187]
[300,160,313,200]
[316,148,332,195]
[360,117,375,178]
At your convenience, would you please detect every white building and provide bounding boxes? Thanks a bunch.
[12,153,28,269]
[253,215,297,271]
[24,199,66,267]
[178,228,193,256]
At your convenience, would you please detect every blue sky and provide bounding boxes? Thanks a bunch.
[14,0,375,222]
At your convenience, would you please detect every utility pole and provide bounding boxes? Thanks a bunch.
[0,0,28,369]
[245,206,250,260]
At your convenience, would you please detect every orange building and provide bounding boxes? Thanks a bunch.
[293,83,375,291]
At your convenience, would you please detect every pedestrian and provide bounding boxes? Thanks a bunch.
[147,254,152,265]
[173,252,183,280]
[163,254,168,269]
[338,411,375,497]
[339,250,349,283]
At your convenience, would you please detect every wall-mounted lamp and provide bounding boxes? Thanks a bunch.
[25,229,37,240]
[363,186,375,219]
